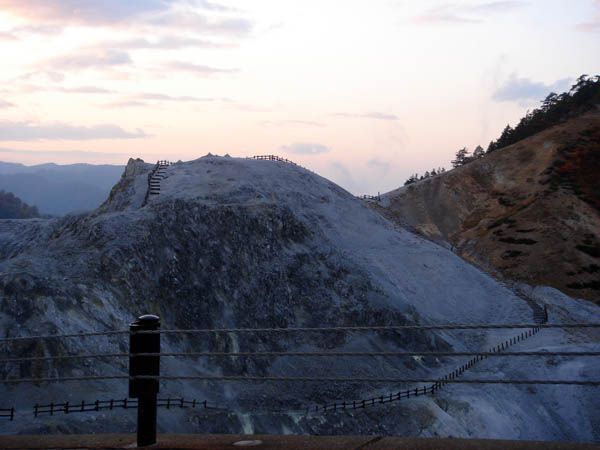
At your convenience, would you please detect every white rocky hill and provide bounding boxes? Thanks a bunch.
[0,155,598,440]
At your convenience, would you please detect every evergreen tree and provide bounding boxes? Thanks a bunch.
[451,147,470,168]
[404,174,419,185]
[472,145,485,158]
[487,74,599,152]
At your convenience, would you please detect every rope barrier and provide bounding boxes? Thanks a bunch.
[133,376,600,385]
[0,330,128,344]
[0,353,128,363]
[2,374,598,385]
[0,375,128,384]
[148,350,600,358]
[1,323,598,344]
[2,350,599,364]
[135,323,600,334]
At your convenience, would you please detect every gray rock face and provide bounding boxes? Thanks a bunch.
[0,156,598,440]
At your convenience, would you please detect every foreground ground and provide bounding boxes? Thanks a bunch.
[0,434,599,450]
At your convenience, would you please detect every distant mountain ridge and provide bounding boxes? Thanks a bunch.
[0,161,124,215]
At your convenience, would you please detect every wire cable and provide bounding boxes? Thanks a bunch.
[136,323,600,334]
[134,375,600,385]
[0,353,128,363]
[1,322,598,344]
[0,330,128,344]
[2,350,599,364]
[150,350,600,358]
[2,375,597,385]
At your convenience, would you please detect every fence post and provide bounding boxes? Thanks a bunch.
[129,314,161,447]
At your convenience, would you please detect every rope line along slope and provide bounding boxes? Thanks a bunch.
[291,306,553,414]
[3,322,600,344]
[2,350,600,364]
[2,318,599,418]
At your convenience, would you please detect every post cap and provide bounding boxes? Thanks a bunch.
[131,314,160,328]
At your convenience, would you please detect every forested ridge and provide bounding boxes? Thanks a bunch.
[0,190,40,219]
[487,74,600,152]
[405,74,600,186]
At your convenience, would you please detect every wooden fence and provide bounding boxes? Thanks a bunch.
[357,194,381,202]
[249,155,298,165]
[32,397,219,417]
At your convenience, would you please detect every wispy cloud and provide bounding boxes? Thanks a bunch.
[280,142,332,155]
[0,100,15,108]
[137,92,221,102]
[0,0,169,26]
[194,0,234,12]
[493,74,572,103]
[0,121,148,141]
[367,158,391,174]
[17,71,65,83]
[149,11,252,36]
[0,1,252,39]
[7,84,114,95]
[261,120,325,127]
[43,49,132,71]
[333,112,399,121]
[102,92,230,108]
[414,1,526,24]
[102,100,150,108]
[327,161,360,193]
[11,24,64,36]
[0,31,17,40]
[577,20,600,31]
[58,86,114,94]
[164,61,239,76]
[576,0,600,31]
[95,36,234,51]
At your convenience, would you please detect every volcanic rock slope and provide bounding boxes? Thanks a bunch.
[380,111,600,304]
[0,156,598,440]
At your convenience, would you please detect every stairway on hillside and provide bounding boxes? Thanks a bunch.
[149,161,171,196]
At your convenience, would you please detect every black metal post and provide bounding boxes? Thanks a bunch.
[129,314,160,447]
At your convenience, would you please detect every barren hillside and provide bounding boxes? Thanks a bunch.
[1,156,598,440]
[380,111,600,304]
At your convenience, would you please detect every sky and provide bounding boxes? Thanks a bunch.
[0,0,598,194]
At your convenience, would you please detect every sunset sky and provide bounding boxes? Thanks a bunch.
[0,0,598,194]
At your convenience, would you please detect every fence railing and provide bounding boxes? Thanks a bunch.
[1,312,600,447]
[248,155,298,165]
[357,194,381,202]
[32,397,220,417]
[0,409,13,421]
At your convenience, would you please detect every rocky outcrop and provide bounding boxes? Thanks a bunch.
[379,111,600,304]
[99,158,153,212]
